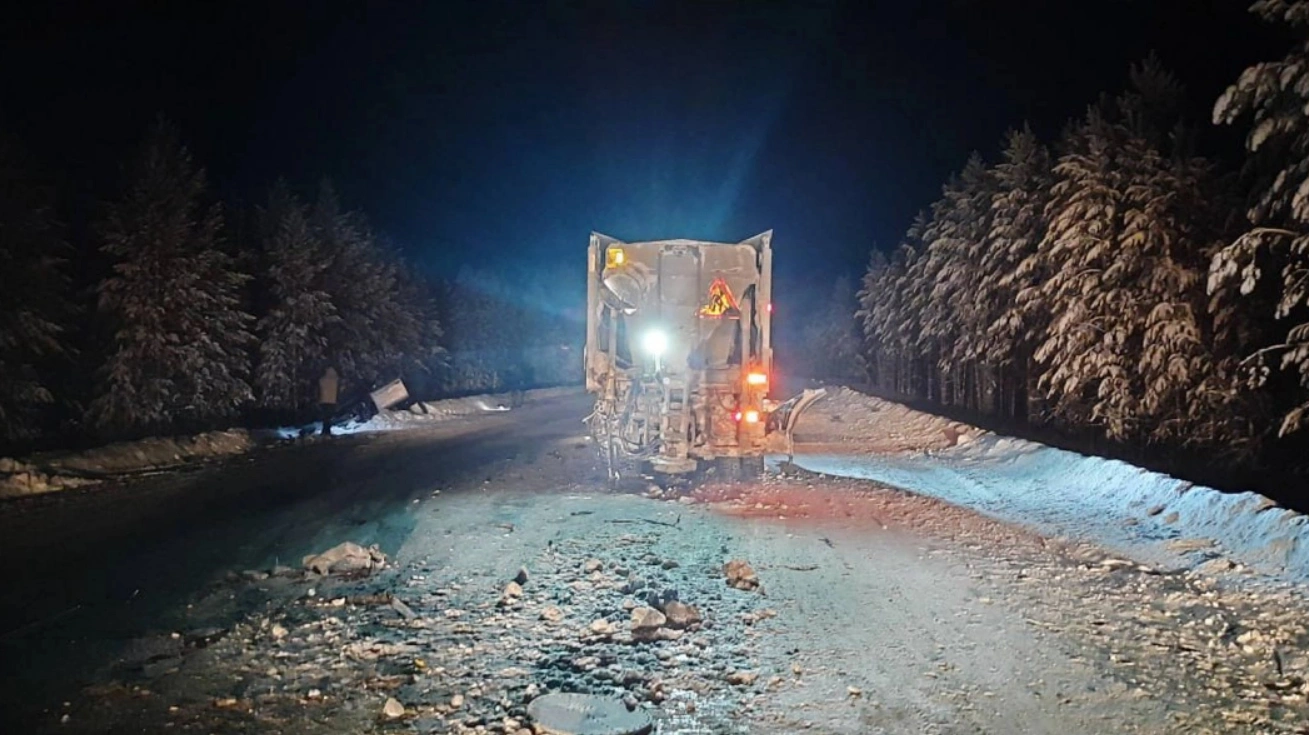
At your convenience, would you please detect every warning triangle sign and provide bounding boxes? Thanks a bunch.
[699,277,739,318]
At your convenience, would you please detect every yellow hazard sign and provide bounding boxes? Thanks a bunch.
[699,277,739,318]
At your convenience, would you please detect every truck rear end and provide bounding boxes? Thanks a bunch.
[584,231,774,479]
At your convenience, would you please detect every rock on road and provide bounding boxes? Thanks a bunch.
[0,389,1305,733]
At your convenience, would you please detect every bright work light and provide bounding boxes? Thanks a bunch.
[641,329,669,357]
[606,247,625,268]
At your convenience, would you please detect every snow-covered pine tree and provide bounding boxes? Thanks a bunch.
[911,185,955,404]
[1036,107,1151,438]
[0,136,72,442]
[1134,150,1220,445]
[393,267,447,394]
[983,126,1053,420]
[858,214,927,398]
[855,249,890,388]
[1210,0,1309,435]
[367,236,438,382]
[1201,170,1275,453]
[804,274,863,381]
[310,182,430,396]
[252,183,338,411]
[915,156,995,409]
[1036,60,1221,443]
[89,121,253,436]
[438,279,501,393]
[933,154,997,411]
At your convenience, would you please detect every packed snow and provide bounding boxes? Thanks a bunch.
[786,387,1309,584]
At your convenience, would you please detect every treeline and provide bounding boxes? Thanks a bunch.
[838,4,1309,468]
[432,265,581,398]
[0,121,580,450]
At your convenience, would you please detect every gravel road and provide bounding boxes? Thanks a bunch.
[1,390,1306,733]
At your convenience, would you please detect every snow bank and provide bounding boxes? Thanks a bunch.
[793,386,984,453]
[789,388,1309,584]
[1,387,585,500]
[0,458,99,498]
[338,386,582,434]
[0,429,254,499]
[48,429,255,475]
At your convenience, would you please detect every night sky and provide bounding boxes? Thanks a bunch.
[1,1,1287,296]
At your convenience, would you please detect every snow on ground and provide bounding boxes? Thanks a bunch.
[0,430,255,498]
[0,387,583,499]
[786,386,1309,585]
[335,386,579,434]
[0,458,101,498]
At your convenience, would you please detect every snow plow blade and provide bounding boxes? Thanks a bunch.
[770,388,827,460]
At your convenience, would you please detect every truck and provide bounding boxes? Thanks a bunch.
[584,231,788,480]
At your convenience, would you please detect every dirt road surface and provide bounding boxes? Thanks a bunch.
[0,390,1305,733]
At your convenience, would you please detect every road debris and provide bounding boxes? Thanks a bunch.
[44,422,1309,735]
[725,671,758,686]
[301,541,386,576]
[724,559,760,591]
[526,692,653,735]
[661,601,701,629]
[630,606,666,641]
[389,596,416,619]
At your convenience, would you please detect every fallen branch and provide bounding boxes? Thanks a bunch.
[605,515,681,528]
[759,563,820,572]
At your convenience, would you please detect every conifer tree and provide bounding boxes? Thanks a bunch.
[1210,0,1309,435]
[983,126,1053,419]
[804,274,862,381]
[307,183,435,398]
[89,121,253,435]
[0,137,72,441]
[1035,63,1220,442]
[252,183,337,411]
